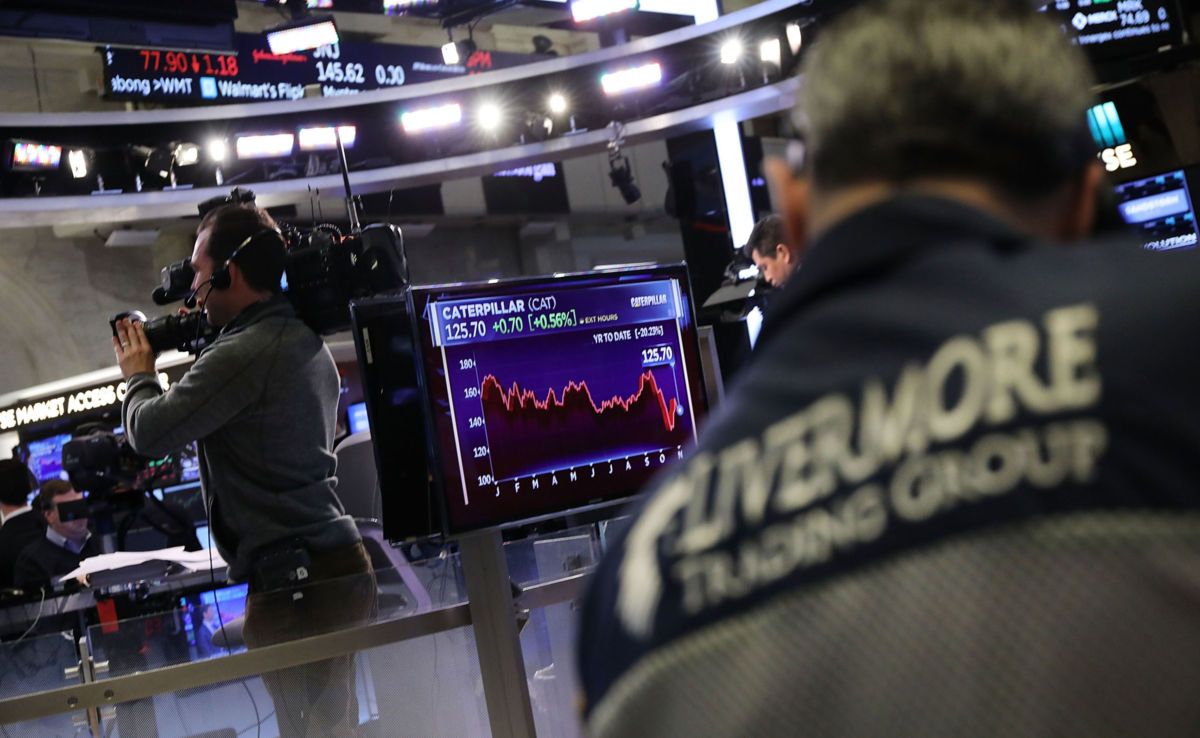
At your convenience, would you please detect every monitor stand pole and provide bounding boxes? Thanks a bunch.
[459,529,537,738]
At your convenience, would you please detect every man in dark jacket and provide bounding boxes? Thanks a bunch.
[578,1,1200,736]
[113,203,375,737]
[0,459,45,590]
[13,480,100,590]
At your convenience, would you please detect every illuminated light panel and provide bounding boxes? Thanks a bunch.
[401,103,463,133]
[174,143,200,166]
[442,40,459,65]
[720,38,742,65]
[298,126,357,150]
[570,0,638,23]
[306,0,333,7]
[67,149,88,178]
[235,133,295,159]
[478,104,503,131]
[786,22,803,54]
[12,141,62,169]
[600,63,662,95]
[760,38,781,66]
[266,19,339,55]
[384,0,438,11]
[208,139,227,162]
[548,93,568,114]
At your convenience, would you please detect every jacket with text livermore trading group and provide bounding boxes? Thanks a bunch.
[579,196,1200,737]
[121,295,358,583]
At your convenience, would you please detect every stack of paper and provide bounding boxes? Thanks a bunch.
[60,546,228,584]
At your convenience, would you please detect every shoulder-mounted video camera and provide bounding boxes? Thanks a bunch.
[61,426,185,499]
[113,186,409,354]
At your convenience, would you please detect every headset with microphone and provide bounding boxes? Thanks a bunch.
[185,227,284,308]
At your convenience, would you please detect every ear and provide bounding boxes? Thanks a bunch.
[226,260,246,290]
[1056,160,1104,241]
[764,157,811,256]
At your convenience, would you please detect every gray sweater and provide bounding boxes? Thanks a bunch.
[122,295,359,582]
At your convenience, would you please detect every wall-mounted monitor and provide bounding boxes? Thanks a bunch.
[1037,0,1183,66]
[347,401,370,435]
[25,432,72,487]
[1113,169,1198,251]
[8,141,63,171]
[407,264,707,536]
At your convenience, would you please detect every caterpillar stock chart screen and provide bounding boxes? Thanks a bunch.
[411,265,706,533]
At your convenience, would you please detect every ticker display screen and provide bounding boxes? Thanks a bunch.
[410,265,707,533]
[1036,0,1182,60]
[101,32,537,103]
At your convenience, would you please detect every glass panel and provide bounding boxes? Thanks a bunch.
[523,603,586,738]
[96,625,490,738]
[505,524,600,588]
[0,630,89,736]
[87,556,471,680]
[513,527,600,737]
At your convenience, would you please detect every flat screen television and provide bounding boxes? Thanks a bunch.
[179,583,248,656]
[25,432,72,488]
[347,401,370,435]
[350,294,440,542]
[1112,169,1198,251]
[1036,0,1183,67]
[407,264,707,536]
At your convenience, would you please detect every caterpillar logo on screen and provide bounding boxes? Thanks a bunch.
[1089,102,1137,172]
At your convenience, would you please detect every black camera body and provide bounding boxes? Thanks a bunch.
[61,428,182,496]
[113,188,408,354]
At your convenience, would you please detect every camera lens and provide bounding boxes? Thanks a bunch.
[142,312,215,354]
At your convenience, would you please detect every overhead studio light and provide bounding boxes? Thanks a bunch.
[235,133,296,159]
[67,149,88,179]
[478,104,503,132]
[786,22,803,55]
[720,38,743,65]
[760,38,781,67]
[441,30,477,66]
[570,0,639,23]
[10,141,62,170]
[298,125,357,151]
[384,0,438,13]
[266,16,339,55]
[208,139,227,162]
[548,93,568,114]
[401,103,463,133]
[600,62,662,95]
[609,152,641,205]
[145,147,174,179]
[173,142,200,167]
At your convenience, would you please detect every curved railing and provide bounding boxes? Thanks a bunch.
[0,0,818,226]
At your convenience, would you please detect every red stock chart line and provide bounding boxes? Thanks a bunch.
[478,369,686,480]
[481,370,678,431]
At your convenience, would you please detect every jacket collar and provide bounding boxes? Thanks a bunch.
[757,195,1030,347]
[219,293,293,336]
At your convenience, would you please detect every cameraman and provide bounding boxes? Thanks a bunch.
[112,203,375,737]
